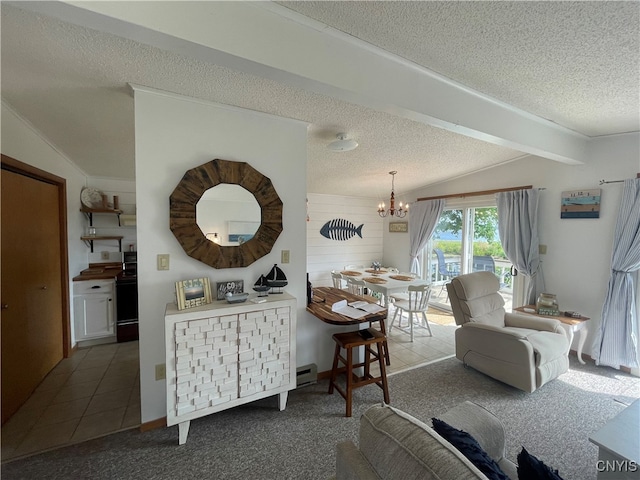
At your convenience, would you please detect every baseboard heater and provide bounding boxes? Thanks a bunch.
[296,363,318,388]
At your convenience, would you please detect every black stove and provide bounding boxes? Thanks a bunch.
[116,251,138,342]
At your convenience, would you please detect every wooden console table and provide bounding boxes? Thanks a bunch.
[514,305,590,364]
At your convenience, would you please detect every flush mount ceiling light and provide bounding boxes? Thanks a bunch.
[327,133,358,152]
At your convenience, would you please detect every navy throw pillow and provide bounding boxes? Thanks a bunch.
[432,418,510,480]
[517,447,564,480]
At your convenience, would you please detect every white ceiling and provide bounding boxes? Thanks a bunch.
[2,1,638,200]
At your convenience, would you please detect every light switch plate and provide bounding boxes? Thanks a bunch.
[539,244,548,255]
[157,254,170,270]
[281,250,290,263]
[155,363,166,381]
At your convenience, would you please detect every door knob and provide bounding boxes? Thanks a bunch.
[1,304,8,310]
[41,286,48,290]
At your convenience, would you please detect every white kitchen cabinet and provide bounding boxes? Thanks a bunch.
[73,279,116,342]
[164,293,297,445]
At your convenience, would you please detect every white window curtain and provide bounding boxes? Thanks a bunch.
[592,178,640,369]
[496,189,544,305]
[409,199,446,275]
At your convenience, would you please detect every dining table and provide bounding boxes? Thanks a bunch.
[307,286,390,365]
[338,268,428,306]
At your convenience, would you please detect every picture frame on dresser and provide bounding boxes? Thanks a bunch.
[215,279,244,300]
[175,277,212,310]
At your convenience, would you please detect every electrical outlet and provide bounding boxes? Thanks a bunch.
[157,254,170,270]
[281,250,290,264]
[539,244,548,255]
[155,363,166,381]
[100,251,110,260]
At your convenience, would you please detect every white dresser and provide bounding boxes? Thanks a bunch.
[164,293,297,444]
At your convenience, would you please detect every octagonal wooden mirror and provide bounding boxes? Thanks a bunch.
[170,159,283,268]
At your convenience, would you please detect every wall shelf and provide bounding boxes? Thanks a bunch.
[80,236,123,252]
[81,206,123,226]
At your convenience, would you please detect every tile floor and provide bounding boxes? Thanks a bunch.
[373,306,457,377]
[1,341,140,462]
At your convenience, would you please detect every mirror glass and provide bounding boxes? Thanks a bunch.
[196,184,261,246]
[170,158,283,269]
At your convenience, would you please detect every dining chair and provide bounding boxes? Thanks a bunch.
[346,277,368,296]
[347,277,390,365]
[472,255,496,273]
[434,249,460,280]
[331,270,346,289]
[389,284,432,342]
[387,272,418,303]
[434,249,459,297]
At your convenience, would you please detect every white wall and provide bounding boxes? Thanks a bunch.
[382,219,412,273]
[132,87,308,422]
[406,132,640,358]
[1,102,88,344]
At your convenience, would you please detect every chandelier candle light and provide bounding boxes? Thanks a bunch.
[378,171,408,218]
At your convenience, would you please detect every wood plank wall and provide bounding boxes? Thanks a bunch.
[306,193,383,288]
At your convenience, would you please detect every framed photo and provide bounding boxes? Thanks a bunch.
[228,221,260,244]
[561,189,601,219]
[215,280,244,300]
[175,277,212,310]
[389,221,408,233]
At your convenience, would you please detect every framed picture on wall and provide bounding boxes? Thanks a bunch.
[561,189,601,219]
[389,221,408,233]
[175,277,212,310]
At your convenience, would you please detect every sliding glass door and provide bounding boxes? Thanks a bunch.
[421,198,515,311]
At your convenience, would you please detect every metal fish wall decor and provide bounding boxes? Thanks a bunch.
[320,219,364,241]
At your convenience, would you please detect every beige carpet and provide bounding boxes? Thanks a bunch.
[4,356,637,480]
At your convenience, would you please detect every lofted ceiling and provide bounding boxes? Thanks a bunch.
[1,1,638,200]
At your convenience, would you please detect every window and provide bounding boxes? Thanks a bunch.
[419,195,517,310]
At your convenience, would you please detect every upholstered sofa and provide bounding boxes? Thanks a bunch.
[334,401,517,480]
[447,271,569,393]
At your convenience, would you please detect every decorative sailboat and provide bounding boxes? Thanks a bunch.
[266,264,288,294]
[252,274,270,297]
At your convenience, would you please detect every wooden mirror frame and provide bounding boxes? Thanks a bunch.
[170,159,283,269]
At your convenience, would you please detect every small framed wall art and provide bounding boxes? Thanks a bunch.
[215,280,244,300]
[561,189,601,219]
[175,277,213,310]
[389,221,408,233]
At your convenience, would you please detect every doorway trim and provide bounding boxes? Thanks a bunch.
[1,154,71,357]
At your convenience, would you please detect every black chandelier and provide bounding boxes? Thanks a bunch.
[377,171,408,218]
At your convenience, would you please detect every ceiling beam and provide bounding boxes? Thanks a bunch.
[19,1,588,164]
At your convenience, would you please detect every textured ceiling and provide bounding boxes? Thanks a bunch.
[1,2,638,200]
[279,1,640,137]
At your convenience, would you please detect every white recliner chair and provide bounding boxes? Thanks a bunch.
[447,271,569,393]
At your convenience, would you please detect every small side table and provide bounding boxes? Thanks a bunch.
[514,306,590,364]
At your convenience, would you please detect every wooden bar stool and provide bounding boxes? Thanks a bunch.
[328,328,390,417]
